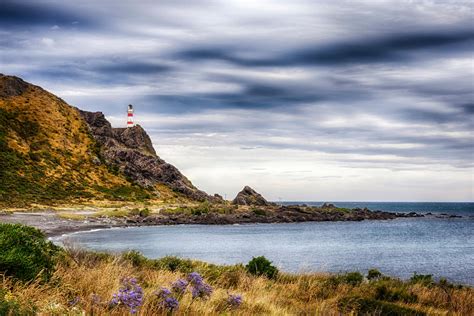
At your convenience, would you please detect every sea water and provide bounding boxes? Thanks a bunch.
[55,202,474,285]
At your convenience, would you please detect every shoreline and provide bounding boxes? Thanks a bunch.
[45,215,474,287]
[0,205,467,238]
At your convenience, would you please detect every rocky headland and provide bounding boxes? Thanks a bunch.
[0,74,428,237]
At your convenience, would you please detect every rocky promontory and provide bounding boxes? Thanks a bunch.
[79,110,222,203]
[0,203,425,237]
[144,204,421,226]
[232,186,272,206]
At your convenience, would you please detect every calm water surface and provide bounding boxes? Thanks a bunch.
[56,217,474,285]
[281,201,474,216]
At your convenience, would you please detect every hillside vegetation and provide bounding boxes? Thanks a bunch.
[0,75,184,206]
[1,224,472,315]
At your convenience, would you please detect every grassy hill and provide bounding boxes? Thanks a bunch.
[0,74,180,206]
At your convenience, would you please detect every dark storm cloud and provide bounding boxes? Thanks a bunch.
[0,0,93,28]
[400,109,465,124]
[140,79,366,113]
[460,103,474,114]
[1,0,473,180]
[175,29,474,67]
[25,59,174,87]
[96,61,172,75]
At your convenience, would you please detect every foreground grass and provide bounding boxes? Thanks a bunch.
[1,247,473,315]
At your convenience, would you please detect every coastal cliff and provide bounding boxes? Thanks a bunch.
[0,74,216,205]
[79,110,217,202]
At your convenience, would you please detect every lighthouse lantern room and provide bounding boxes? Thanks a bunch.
[127,104,134,127]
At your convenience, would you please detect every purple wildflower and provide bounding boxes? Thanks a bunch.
[191,282,213,299]
[109,277,143,314]
[163,297,179,311]
[155,286,180,311]
[171,279,188,295]
[155,287,172,299]
[227,294,243,308]
[187,272,203,285]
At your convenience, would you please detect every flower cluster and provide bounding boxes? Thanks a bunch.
[187,272,213,299]
[156,287,172,299]
[227,294,243,308]
[187,272,203,284]
[110,277,143,314]
[153,272,216,311]
[171,279,188,295]
[154,287,179,311]
[164,296,180,310]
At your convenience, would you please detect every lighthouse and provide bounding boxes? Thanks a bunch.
[127,104,134,127]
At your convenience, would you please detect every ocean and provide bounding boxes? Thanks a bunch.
[54,202,474,285]
[280,201,474,216]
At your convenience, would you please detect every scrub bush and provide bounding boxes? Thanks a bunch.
[0,288,37,315]
[342,272,364,286]
[410,272,433,285]
[367,268,382,280]
[0,223,59,282]
[374,283,418,303]
[154,256,194,273]
[246,256,278,279]
[338,295,425,315]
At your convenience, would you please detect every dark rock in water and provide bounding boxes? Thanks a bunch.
[321,203,336,209]
[232,186,271,206]
[79,110,217,202]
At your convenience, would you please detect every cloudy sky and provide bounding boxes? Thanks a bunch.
[1,0,473,201]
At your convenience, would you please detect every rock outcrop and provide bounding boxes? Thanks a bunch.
[79,110,218,202]
[0,74,29,98]
[0,74,223,204]
[232,186,271,206]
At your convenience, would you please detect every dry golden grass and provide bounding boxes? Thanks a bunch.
[1,248,472,315]
[0,76,192,207]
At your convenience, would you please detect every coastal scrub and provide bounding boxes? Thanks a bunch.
[0,224,472,315]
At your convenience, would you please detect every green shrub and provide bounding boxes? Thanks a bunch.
[374,284,418,303]
[367,268,382,280]
[438,277,463,289]
[0,288,37,315]
[122,250,148,267]
[191,202,211,216]
[341,271,364,286]
[410,272,433,285]
[153,256,194,273]
[245,256,278,279]
[251,208,266,216]
[322,271,364,291]
[0,224,60,282]
[338,295,425,316]
[130,208,151,217]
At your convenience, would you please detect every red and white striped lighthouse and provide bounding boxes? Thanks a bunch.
[127,104,134,127]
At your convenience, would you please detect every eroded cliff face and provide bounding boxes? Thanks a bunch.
[0,74,222,204]
[79,110,218,202]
